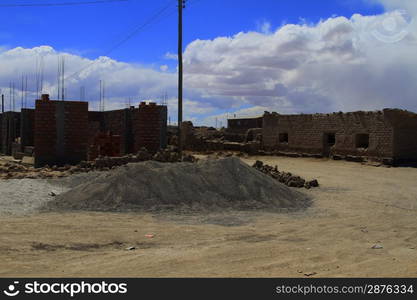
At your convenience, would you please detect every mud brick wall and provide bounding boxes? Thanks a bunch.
[263,110,395,159]
[0,114,2,152]
[1,111,21,155]
[133,102,167,153]
[227,117,263,134]
[20,108,35,149]
[35,99,88,167]
[384,109,417,162]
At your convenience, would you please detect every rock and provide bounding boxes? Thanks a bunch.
[308,179,319,187]
[371,244,383,249]
[252,161,318,189]
[126,246,136,251]
[252,160,264,169]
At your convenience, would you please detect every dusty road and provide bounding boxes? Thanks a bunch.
[0,156,417,277]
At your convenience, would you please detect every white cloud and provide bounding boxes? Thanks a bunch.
[0,46,177,111]
[164,52,178,60]
[1,0,416,126]
[183,2,417,114]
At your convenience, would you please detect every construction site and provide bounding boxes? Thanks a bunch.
[1,0,417,280]
[0,92,417,277]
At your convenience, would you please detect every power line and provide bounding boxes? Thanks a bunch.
[65,0,176,81]
[0,0,128,7]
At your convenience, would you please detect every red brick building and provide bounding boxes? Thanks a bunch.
[133,102,167,153]
[34,95,89,167]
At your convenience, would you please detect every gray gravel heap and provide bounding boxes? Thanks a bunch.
[46,157,311,212]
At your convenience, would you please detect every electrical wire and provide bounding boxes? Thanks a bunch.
[65,0,176,80]
[0,0,128,7]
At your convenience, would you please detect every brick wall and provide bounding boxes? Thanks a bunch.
[34,98,88,167]
[88,108,136,157]
[227,117,263,134]
[263,110,395,160]
[133,102,167,153]
[1,112,20,155]
[0,114,2,152]
[384,109,417,162]
[20,108,35,149]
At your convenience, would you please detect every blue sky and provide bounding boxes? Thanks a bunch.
[0,0,416,125]
[1,0,384,63]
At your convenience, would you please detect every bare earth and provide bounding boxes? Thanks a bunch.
[1,156,417,277]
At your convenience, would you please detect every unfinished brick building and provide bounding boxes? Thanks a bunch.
[227,117,263,134]
[88,102,167,159]
[0,94,168,167]
[34,95,89,167]
[262,109,417,164]
[1,111,20,155]
[134,102,167,153]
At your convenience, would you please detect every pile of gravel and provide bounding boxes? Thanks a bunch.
[45,157,311,212]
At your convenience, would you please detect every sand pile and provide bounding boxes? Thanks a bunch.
[46,157,310,212]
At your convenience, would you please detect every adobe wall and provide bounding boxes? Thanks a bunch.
[0,114,2,152]
[384,109,417,162]
[227,117,263,134]
[35,98,88,167]
[263,111,395,159]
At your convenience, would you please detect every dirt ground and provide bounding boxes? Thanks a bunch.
[1,156,417,277]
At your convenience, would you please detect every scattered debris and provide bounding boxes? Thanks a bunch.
[252,160,319,189]
[125,246,136,251]
[145,234,155,239]
[0,147,198,180]
[371,244,384,249]
[304,272,317,277]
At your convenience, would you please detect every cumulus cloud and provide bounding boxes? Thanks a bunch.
[0,46,177,111]
[1,0,416,126]
[183,1,417,114]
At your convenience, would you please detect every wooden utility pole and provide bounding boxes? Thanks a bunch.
[178,0,185,153]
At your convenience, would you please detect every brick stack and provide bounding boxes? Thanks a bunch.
[133,102,167,153]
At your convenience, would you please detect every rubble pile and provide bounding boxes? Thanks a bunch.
[252,160,319,189]
[0,162,70,180]
[0,147,198,180]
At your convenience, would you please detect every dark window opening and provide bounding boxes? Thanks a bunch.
[356,134,369,149]
[326,133,336,146]
[279,133,289,143]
